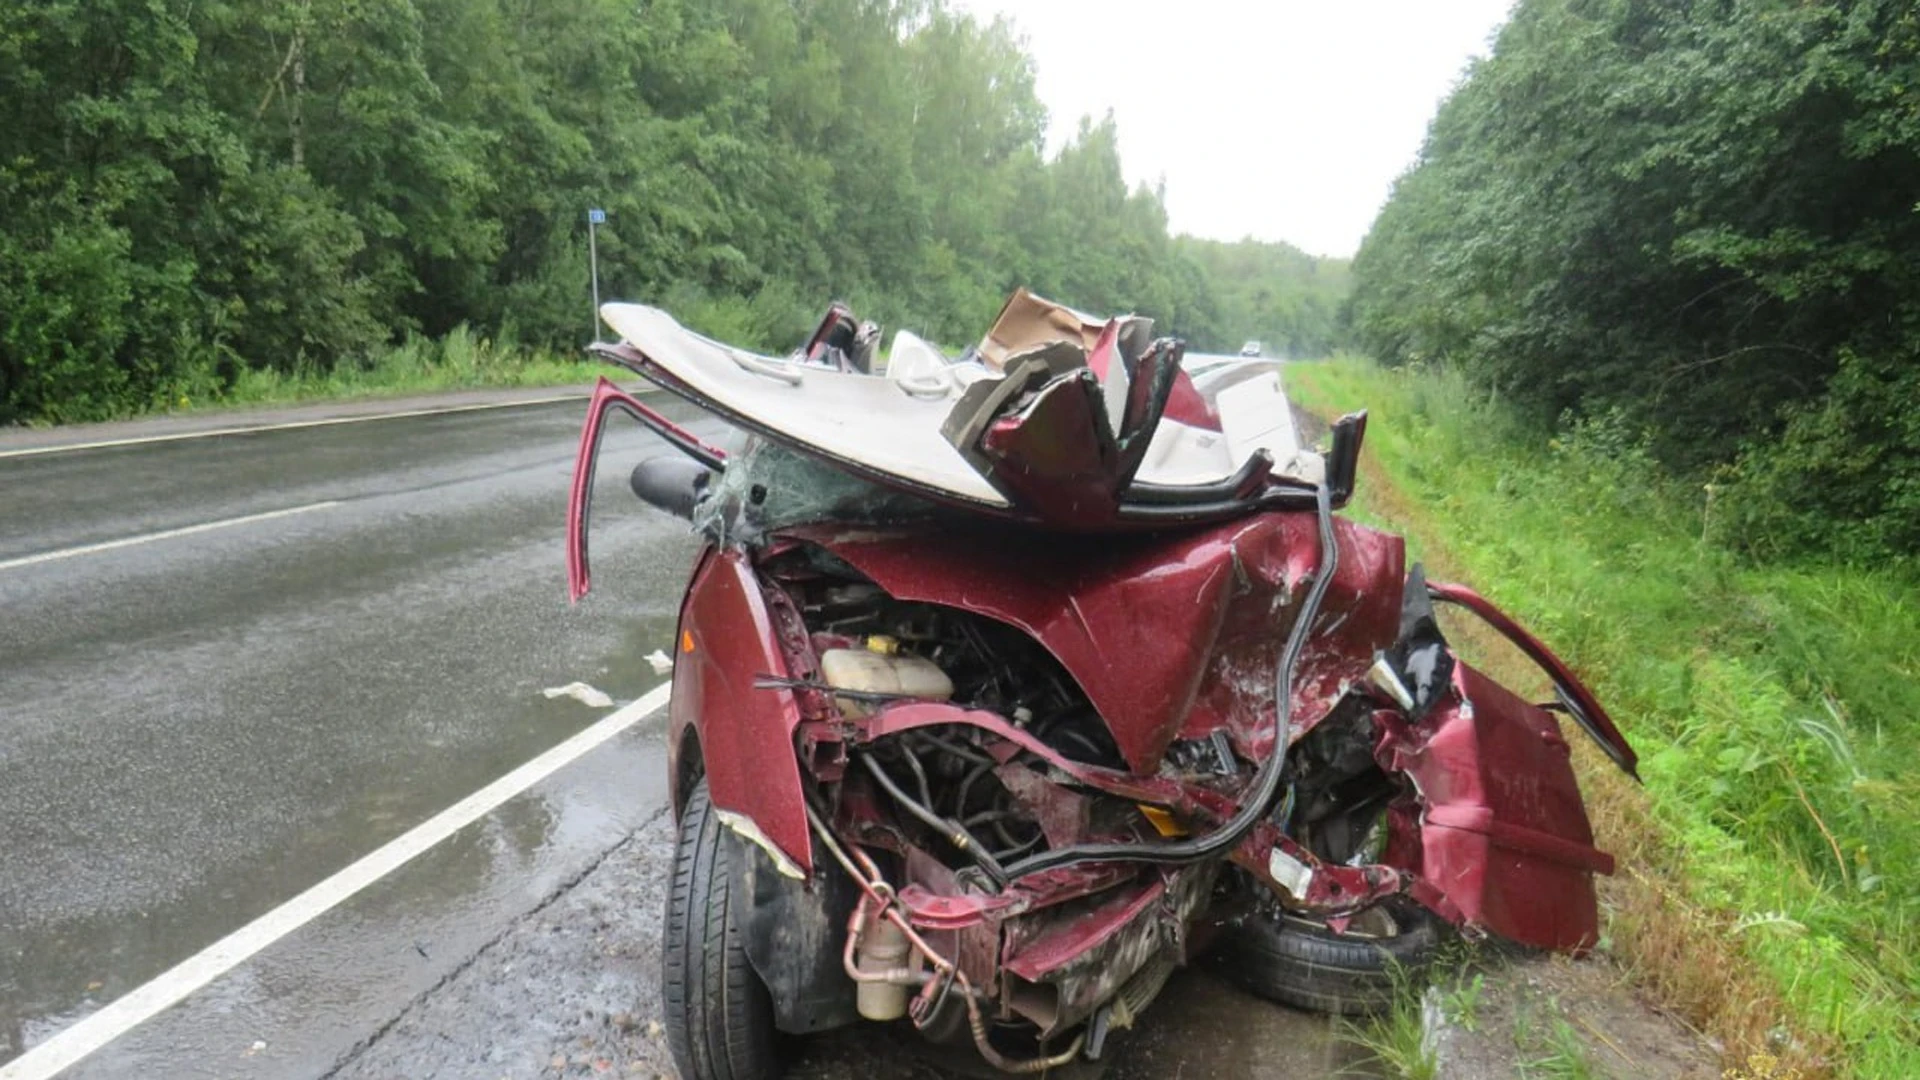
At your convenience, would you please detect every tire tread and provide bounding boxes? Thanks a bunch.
[663,778,776,1080]
[1209,902,1446,1016]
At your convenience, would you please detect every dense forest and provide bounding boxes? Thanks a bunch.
[0,0,1347,426]
[1177,236,1350,360]
[1349,0,1920,563]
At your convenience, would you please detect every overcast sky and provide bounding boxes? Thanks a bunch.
[945,0,1515,258]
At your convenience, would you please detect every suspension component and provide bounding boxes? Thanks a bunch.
[808,803,1087,1073]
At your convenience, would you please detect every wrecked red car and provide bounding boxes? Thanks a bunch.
[566,290,1637,1078]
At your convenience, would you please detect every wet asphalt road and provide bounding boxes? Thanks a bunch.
[0,392,1354,1079]
[0,394,709,1074]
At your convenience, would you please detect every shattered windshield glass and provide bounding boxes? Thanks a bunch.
[693,437,942,542]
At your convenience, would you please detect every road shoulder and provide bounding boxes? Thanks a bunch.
[327,812,680,1080]
[0,385,608,456]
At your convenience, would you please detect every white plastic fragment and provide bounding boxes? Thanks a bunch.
[715,808,806,879]
[541,682,614,708]
[644,649,674,675]
[1267,847,1315,901]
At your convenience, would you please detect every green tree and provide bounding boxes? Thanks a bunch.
[0,0,1353,424]
[1350,0,1920,560]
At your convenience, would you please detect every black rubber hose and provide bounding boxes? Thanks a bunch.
[898,743,938,808]
[1002,483,1339,881]
[912,730,997,766]
[859,754,1010,887]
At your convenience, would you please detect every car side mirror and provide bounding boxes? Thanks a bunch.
[630,456,715,520]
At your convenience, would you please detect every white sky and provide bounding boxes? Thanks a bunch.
[946,0,1515,257]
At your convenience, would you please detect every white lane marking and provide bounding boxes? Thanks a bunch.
[0,501,341,572]
[0,393,590,461]
[0,681,673,1080]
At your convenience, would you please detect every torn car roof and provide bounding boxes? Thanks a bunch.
[593,291,1327,530]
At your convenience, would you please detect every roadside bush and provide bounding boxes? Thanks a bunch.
[1289,358,1920,1075]
[1723,347,1920,567]
[0,218,141,422]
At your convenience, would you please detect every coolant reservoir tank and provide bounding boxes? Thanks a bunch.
[818,648,953,717]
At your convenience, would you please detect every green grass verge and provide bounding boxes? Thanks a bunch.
[22,311,938,427]
[1287,358,1920,1077]
[87,324,606,423]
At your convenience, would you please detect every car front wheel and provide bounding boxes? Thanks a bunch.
[662,776,778,1080]
[1209,899,1448,1015]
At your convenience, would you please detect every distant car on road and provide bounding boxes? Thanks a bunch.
[1239,340,1264,357]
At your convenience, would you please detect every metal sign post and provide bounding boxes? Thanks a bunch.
[587,208,606,341]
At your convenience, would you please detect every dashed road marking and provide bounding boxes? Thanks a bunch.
[0,501,342,572]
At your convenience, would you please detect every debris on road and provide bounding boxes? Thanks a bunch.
[542,682,614,709]
[642,650,673,675]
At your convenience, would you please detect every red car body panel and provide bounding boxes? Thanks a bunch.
[668,547,813,873]
[1004,878,1166,981]
[1379,663,1612,951]
[782,514,1404,771]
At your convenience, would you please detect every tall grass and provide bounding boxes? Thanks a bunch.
[1289,359,1920,1077]
[130,324,604,419]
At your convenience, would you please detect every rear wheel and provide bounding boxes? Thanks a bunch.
[1209,900,1447,1015]
[663,776,778,1080]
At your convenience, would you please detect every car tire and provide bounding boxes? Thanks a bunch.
[663,776,778,1080]
[1209,900,1447,1015]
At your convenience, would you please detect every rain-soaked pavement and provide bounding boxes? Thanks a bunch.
[0,391,1710,1080]
[0,393,702,1074]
